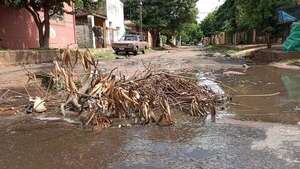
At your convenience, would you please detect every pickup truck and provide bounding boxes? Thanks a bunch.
[112,35,148,55]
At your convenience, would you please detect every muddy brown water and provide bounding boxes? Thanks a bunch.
[0,65,299,169]
[220,65,300,124]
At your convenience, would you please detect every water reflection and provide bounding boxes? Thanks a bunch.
[281,74,300,101]
[220,66,300,124]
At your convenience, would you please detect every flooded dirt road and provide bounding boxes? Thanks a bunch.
[221,66,300,124]
[0,47,299,169]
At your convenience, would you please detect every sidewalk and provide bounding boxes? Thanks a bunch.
[206,44,283,58]
[0,63,53,88]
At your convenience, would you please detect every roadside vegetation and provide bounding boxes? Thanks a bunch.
[205,45,240,55]
[89,49,117,60]
[200,0,296,47]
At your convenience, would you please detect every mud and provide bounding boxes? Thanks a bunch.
[220,66,300,124]
[0,47,299,169]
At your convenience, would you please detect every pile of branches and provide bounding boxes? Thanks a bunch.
[50,49,218,129]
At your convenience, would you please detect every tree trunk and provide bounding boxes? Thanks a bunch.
[42,8,50,48]
[233,33,237,46]
[38,24,45,48]
[209,36,212,45]
[266,32,272,49]
[25,6,51,48]
[151,30,160,48]
[252,29,256,44]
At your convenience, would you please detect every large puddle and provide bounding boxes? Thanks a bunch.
[219,66,300,124]
[0,65,299,169]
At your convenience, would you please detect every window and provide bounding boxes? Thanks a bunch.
[124,36,138,41]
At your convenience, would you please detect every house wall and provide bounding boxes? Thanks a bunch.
[49,4,77,48]
[0,4,76,49]
[0,6,39,49]
[106,0,125,45]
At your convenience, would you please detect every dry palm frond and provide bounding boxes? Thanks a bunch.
[51,49,219,129]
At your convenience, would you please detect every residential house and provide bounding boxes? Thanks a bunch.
[75,0,125,48]
[0,4,76,49]
[106,0,125,46]
[75,4,107,48]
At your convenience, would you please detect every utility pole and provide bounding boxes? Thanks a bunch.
[139,0,143,38]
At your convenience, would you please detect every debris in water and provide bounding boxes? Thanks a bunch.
[242,64,250,69]
[30,96,47,113]
[294,106,300,112]
[223,71,245,76]
[35,116,61,121]
[197,72,224,96]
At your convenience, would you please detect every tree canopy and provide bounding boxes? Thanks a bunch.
[200,0,296,39]
[179,23,203,45]
[124,0,199,46]
[75,0,104,12]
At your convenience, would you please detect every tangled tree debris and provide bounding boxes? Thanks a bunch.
[25,49,219,129]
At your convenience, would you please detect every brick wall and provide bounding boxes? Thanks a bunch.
[0,50,58,66]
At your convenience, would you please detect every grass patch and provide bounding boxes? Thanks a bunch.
[206,45,240,54]
[89,49,117,60]
[151,47,167,51]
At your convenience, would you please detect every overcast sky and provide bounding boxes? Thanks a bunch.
[197,0,225,22]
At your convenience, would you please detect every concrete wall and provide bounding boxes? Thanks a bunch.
[76,25,93,48]
[106,0,125,45]
[0,4,76,49]
[203,32,226,45]
[0,50,58,66]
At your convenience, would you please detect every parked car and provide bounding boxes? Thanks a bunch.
[112,35,148,55]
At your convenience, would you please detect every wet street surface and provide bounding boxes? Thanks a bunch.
[0,48,300,169]
[0,114,299,169]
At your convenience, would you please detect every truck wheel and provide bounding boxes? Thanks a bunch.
[115,51,119,55]
[142,49,145,54]
[133,51,138,55]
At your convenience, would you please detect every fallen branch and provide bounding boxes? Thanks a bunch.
[234,92,280,97]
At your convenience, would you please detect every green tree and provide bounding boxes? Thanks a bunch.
[201,0,296,47]
[215,0,238,32]
[124,0,198,47]
[75,0,104,13]
[180,23,203,45]
[200,11,218,43]
[237,0,295,47]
